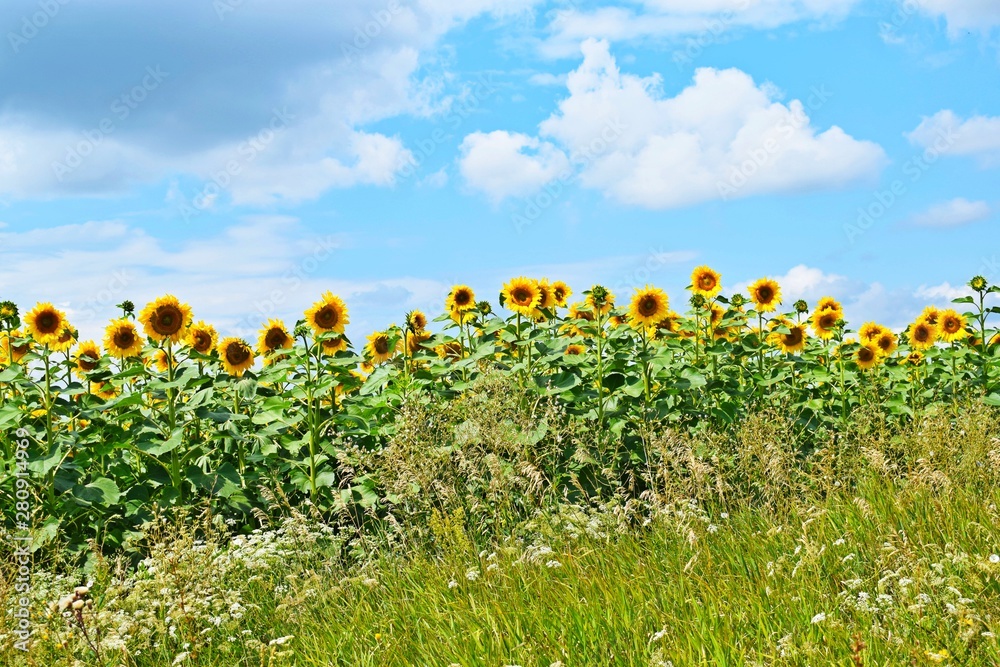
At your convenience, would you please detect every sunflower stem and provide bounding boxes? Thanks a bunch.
[595,308,606,432]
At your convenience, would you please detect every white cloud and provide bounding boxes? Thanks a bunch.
[541,0,861,57]
[914,281,972,301]
[0,218,448,344]
[458,130,570,202]
[908,198,992,227]
[908,0,1000,36]
[908,110,1000,162]
[465,40,884,208]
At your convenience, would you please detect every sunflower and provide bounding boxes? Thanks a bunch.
[320,335,349,356]
[406,310,428,332]
[858,322,885,342]
[628,286,670,329]
[435,341,463,361]
[565,344,586,356]
[92,381,119,401]
[908,320,937,351]
[305,291,349,335]
[811,308,841,341]
[186,321,218,355]
[816,296,841,313]
[25,302,67,345]
[350,361,375,382]
[218,337,255,376]
[768,318,807,354]
[920,306,940,326]
[937,309,968,343]
[51,325,77,353]
[855,343,881,370]
[502,277,541,317]
[73,341,102,379]
[562,303,595,337]
[991,332,1000,347]
[609,314,628,328]
[446,285,476,313]
[904,351,923,365]
[655,311,682,335]
[151,349,174,373]
[536,279,558,310]
[450,308,475,325]
[0,301,17,321]
[747,278,782,313]
[258,319,293,360]
[2,330,31,364]
[104,319,144,358]
[365,331,398,365]
[585,286,615,317]
[690,266,722,298]
[139,295,192,343]
[405,329,431,356]
[709,304,726,328]
[874,330,898,356]
[551,281,572,308]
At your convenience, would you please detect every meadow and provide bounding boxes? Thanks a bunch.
[2,268,1000,666]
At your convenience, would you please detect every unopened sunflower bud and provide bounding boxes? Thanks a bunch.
[794,300,809,314]
[476,300,492,316]
[730,293,747,307]
[970,275,988,292]
[690,294,706,308]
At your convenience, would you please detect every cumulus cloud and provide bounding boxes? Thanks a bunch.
[907,198,992,227]
[541,0,862,57]
[908,110,1000,163]
[0,0,539,204]
[458,131,570,202]
[463,40,885,209]
[907,0,1000,36]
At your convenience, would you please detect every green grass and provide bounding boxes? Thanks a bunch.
[6,398,1000,666]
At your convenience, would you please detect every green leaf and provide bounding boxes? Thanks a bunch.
[72,477,121,506]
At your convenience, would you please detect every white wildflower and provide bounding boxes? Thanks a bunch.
[811,612,826,624]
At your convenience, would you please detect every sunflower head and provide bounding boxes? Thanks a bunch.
[139,295,192,343]
[920,306,940,326]
[628,286,670,329]
[938,309,968,342]
[655,311,681,335]
[816,296,841,313]
[609,314,628,328]
[405,329,431,356]
[151,349,174,373]
[586,285,614,316]
[258,319,293,359]
[689,294,707,309]
[50,325,78,353]
[502,277,541,317]
[0,301,18,325]
[476,300,493,316]
[564,343,586,356]
[562,303,596,337]
[25,302,67,345]
[729,293,747,309]
[434,340,463,361]
[970,275,988,292]
[365,330,399,365]
[320,335,349,357]
[768,318,807,354]
[305,291,349,335]
[908,320,938,350]
[218,337,255,377]
[186,321,218,355]
[536,279,558,310]
[73,341,102,379]
[855,343,882,371]
[446,285,476,313]
[2,330,32,364]
[92,380,119,401]
[406,310,428,333]
[904,351,923,365]
[747,278,781,313]
[690,266,722,299]
[811,308,842,340]
[551,281,572,308]
[857,322,884,342]
[794,299,809,314]
[874,330,898,356]
[104,319,144,358]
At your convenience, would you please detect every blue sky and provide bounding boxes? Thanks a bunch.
[1,0,999,344]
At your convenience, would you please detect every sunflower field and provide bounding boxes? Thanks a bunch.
[1,268,999,555]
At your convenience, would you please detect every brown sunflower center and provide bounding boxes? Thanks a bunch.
[943,317,960,334]
[151,305,184,336]
[192,332,212,352]
[877,335,893,351]
[914,325,930,343]
[819,313,837,329]
[36,311,60,334]
[264,328,288,350]
[78,353,99,371]
[226,342,251,366]
[698,275,716,290]
[554,287,566,302]
[114,329,136,350]
[453,290,472,307]
[373,336,389,355]
[858,348,875,362]
[57,328,73,344]
[512,287,532,305]
[755,286,774,303]
[638,296,659,316]
[783,328,803,347]
[314,305,339,329]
